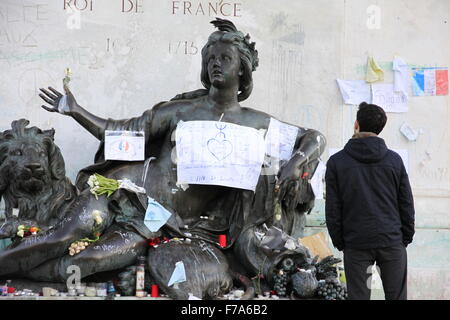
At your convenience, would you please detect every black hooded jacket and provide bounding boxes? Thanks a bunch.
[325,134,415,250]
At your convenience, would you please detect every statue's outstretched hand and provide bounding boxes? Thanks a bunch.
[39,83,77,116]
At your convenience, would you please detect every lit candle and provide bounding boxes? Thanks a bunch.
[151,284,159,297]
[219,234,227,248]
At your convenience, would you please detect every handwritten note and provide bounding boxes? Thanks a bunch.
[392,56,410,97]
[176,121,265,191]
[265,118,299,161]
[104,130,145,161]
[372,83,408,113]
[336,79,372,105]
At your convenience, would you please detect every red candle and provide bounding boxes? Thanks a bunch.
[151,284,159,297]
[219,234,227,248]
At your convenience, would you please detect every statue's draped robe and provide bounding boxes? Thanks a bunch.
[75,105,318,278]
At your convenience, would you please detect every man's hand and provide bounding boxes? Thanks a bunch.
[39,83,78,116]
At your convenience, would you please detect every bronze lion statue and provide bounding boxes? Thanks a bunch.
[0,119,152,284]
[0,119,77,239]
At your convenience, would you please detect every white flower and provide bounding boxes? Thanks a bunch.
[18,225,25,231]
[87,175,96,189]
[17,229,25,237]
[92,210,103,225]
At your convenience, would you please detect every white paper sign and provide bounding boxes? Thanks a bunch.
[372,83,408,113]
[176,121,265,191]
[104,130,145,161]
[265,118,299,161]
[336,79,372,105]
[392,56,410,97]
[310,160,326,199]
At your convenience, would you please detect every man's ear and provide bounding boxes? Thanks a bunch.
[354,120,360,133]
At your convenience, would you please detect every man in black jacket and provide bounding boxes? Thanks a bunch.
[325,102,415,300]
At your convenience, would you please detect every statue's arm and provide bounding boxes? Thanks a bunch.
[276,127,326,208]
[39,84,107,140]
[39,84,173,141]
[290,128,326,170]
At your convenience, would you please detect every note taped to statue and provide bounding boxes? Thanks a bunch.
[104,130,145,161]
[176,121,265,191]
[265,118,299,161]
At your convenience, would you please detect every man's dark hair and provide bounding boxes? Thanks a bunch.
[357,102,387,134]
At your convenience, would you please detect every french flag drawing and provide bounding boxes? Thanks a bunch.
[412,67,448,96]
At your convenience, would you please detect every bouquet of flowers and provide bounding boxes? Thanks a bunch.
[68,210,104,256]
[17,225,40,238]
[87,173,146,199]
[87,174,120,199]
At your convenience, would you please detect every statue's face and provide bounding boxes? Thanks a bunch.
[206,41,241,89]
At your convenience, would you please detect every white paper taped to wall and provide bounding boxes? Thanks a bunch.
[176,121,265,191]
[336,79,372,105]
[399,123,419,141]
[392,56,410,97]
[104,130,145,161]
[372,83,408,113]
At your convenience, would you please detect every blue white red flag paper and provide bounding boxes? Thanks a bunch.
[412,67,448,96]
[105,130,145,161]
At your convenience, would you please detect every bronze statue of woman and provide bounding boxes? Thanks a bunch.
[0,18,325,299]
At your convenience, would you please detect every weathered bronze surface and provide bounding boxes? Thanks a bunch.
[0,19,325,299]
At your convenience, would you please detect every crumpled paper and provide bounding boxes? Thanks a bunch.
[144,197,172,232]
[168,261,187,287]
[365,56,384,83]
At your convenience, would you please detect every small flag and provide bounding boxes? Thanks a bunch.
[412,67,448,96]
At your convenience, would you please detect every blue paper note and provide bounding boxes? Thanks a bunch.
[168,261,187,286]
[143,197,172,232]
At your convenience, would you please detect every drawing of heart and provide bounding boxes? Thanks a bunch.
[207,138,233,161]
